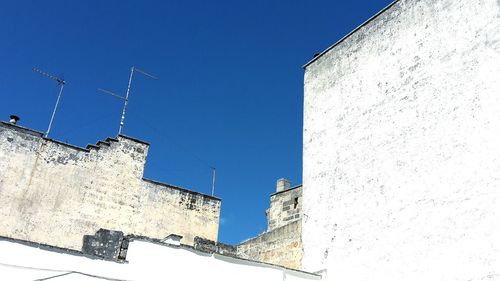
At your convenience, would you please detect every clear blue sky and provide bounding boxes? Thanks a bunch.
[0,0,393,244]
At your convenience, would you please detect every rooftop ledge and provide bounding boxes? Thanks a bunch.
[0,121,216,200]
[270,184,302,197]
[302,0,399,68]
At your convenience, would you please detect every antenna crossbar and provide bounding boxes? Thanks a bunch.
[134,68,159,80]
[99,66,158,135]
[97,88,125,100]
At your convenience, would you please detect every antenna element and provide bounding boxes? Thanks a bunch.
[211,167,216,196]
[99,66,158,135]
[33,67,66,137]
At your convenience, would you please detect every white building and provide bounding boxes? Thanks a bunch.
[302,0,500,280]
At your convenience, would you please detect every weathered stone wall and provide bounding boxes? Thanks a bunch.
[303,0,500,280]
[0,122,220,250]
[237,220,302,270]
[267,185,302,231]
[237,183,303,269]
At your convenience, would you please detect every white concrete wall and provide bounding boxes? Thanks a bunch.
[302,0,500,280]
[0,239,320,281]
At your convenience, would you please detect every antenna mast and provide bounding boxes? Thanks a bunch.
[33,67,66,137]
[99,66,158,135]
[211,167,216,196]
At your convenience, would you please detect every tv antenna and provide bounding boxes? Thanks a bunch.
[98,66,158,135]
[211,167,216,197]
[33,67,66,137]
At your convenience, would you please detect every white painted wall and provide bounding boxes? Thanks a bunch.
[302,0,500,280]
[0,239,320,281]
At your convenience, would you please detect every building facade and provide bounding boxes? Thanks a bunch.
[302,0,500,280]
[0,121,220,250]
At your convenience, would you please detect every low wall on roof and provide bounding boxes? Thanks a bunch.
[0,122,220,250]
[0,237,321,281]
[237,220,302,270]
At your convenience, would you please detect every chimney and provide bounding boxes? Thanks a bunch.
[276,178,291,192]
[9,115,20,125]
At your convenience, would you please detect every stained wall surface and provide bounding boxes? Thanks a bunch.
[0,122,220,250]
[237,183,303,270]
[237,220,302,270]
[302,0,500,280]
[267,185,302,231]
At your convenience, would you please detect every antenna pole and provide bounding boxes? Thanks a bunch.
[119,66,135,135]
[211,167,216,196]
[100,66,156,135]
[46,83,65,137]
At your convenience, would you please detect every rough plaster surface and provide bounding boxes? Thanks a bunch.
[302,0,500,280]
[267,186,302,231]
[238,220,302,270]
[0,123,220,249]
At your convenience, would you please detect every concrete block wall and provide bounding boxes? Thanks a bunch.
[0,122,220,250]
[302,0,500,280]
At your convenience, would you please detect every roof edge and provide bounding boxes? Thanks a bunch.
[270,184,302,197]
[302,0,400,69]
[0,121,90,152]
[0,121,44,137]
[126,235,320,277]
[142,178,221,201]
[118,134,150,146]
[0,122,152,151]
[0,235,120,263]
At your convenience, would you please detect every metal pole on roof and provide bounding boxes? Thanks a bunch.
[98,66,158,135]
[47,83,65,137]
[211,167,216,196]
[119,66,135,135]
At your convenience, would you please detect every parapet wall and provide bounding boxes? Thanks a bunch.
[237,220,302,270]
[0,122,220,250]
[0,235,321,281]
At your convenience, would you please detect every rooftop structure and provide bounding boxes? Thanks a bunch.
[0,119,220,250]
